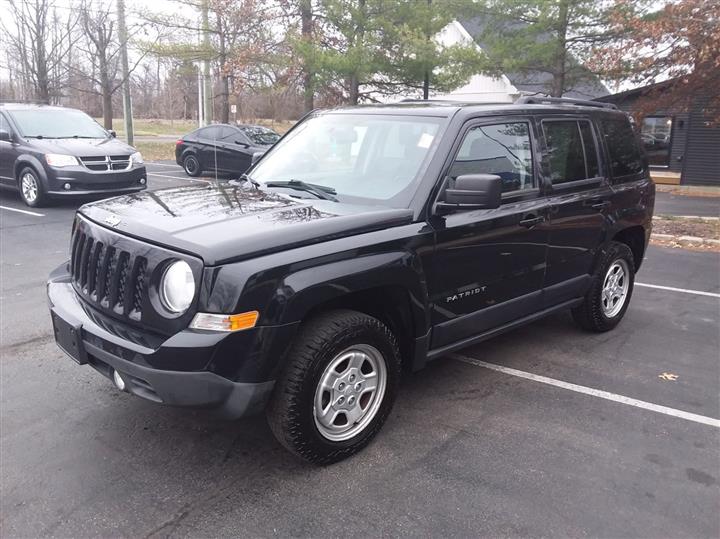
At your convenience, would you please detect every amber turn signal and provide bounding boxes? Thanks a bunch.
[189,311,259,332]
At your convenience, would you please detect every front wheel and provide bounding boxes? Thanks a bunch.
[182,154,202,177]
[18,167,47,207]
[572,241,635,332]
[267,310,401,465]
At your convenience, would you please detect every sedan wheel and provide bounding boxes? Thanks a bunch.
[183,154,201,177]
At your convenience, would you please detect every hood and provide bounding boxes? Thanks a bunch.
[79,183,413,265]
[27,137,136,156]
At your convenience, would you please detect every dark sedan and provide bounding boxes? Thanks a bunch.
[175,123,280,177]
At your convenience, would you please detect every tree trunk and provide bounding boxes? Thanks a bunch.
[551,0,569,97]
[349,74,360,105]
[423,70,430,100]
[300,0,314,112]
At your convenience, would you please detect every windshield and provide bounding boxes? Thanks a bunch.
[250,113,444,206]
[241,126,280,146]
[8,108,108,139]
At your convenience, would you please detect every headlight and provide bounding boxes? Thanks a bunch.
[130,151,143,165]
[160,260,195,313]
[45,154,79,167]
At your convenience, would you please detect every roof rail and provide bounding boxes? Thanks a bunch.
[515,95,617,110]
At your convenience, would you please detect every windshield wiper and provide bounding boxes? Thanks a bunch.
[264,179,338,202]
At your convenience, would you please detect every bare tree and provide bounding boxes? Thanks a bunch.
[1,0,78,103]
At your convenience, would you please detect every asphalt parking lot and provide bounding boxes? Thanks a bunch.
[1,164,719,537]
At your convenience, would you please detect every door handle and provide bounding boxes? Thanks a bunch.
[519,215,545,228]
[587,199,610,211]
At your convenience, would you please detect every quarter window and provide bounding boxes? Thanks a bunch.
[601,119,644,177]
[543,120,600,184]
[449,122,534,193]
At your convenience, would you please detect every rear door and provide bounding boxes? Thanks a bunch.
[540,116,612,307]
[428,117,550,350]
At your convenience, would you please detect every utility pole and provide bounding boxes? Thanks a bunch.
[117,0,134,145]
[201,0,212,125]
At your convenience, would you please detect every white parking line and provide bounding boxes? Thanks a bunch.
[451,354,720,429]
[636,282,720,299]
[0,205,45,217]
[147,172,210,183]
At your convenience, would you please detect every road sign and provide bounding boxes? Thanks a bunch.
[231,105,237,114]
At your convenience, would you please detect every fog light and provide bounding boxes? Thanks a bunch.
[139,177,146,185]
[112,370,126,391]
[63,183,71,190]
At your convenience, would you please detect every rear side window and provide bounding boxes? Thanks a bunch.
[601,118,644,178]
[449,122,534,193]
[542,120,601,184]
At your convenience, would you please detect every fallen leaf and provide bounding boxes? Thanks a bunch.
[658,372,679,381]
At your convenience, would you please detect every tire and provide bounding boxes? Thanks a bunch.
[18,167,47,207]
[572,241,635,332]
[267,309,401,465]
[182,154,202,177]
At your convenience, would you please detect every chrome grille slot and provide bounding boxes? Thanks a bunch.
[79,154,132,172]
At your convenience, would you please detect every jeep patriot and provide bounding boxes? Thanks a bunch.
[48,97,655,463]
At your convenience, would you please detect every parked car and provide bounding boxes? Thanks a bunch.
[0,103,146,207]
[175,123,279,177]
[48,98,654,464]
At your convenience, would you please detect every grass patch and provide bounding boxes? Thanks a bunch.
[135,141,175,161]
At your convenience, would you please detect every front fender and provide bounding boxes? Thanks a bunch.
[14,154,49,186]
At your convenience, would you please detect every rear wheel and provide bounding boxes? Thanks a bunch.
[18,167,47,207]
[267,309,401,465]
[572,241,635,332]
[183,154,202,177]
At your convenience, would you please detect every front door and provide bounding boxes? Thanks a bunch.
[219,128,253,175]
[540,117,612,307]
[0,112,16,185]
[429,119,550,350]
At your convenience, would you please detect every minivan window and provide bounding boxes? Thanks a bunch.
[8,108,108,139]
[601,119,644,177]
[449,122,534,193]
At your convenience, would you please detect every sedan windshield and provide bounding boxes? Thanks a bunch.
[249,113,444,206]
[9,108,109,139]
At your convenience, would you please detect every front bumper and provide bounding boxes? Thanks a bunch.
[47,271,277,418]
[45,165,147,197]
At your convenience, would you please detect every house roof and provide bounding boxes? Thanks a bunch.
[458,17,610,100]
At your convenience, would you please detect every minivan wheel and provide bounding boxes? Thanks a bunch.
[267,309,401,465]
[18,167,47,207]
[572,241,635,332]
[183,154,201,177]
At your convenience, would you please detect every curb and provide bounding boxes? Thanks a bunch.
[651,233,720,245]
[654,215,719,221]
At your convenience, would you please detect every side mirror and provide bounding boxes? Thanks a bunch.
[0,129,11,142]
[109,130,117,138]
[235,140,250,148]
[437,174,502,213]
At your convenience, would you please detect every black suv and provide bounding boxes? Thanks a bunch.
[47,98,654,464]
[0,103,147,207]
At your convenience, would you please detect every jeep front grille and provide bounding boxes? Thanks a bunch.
[71,230,147,321]
[79,154,132,172]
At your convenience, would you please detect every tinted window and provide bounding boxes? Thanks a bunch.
[543,121,586,184]
[640,116,672,167]
[579,121,600,177]
[602,119,644,177]
[199,126,222,140]
[450,122,534,193]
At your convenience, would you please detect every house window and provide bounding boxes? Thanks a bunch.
[641,116,672,167]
